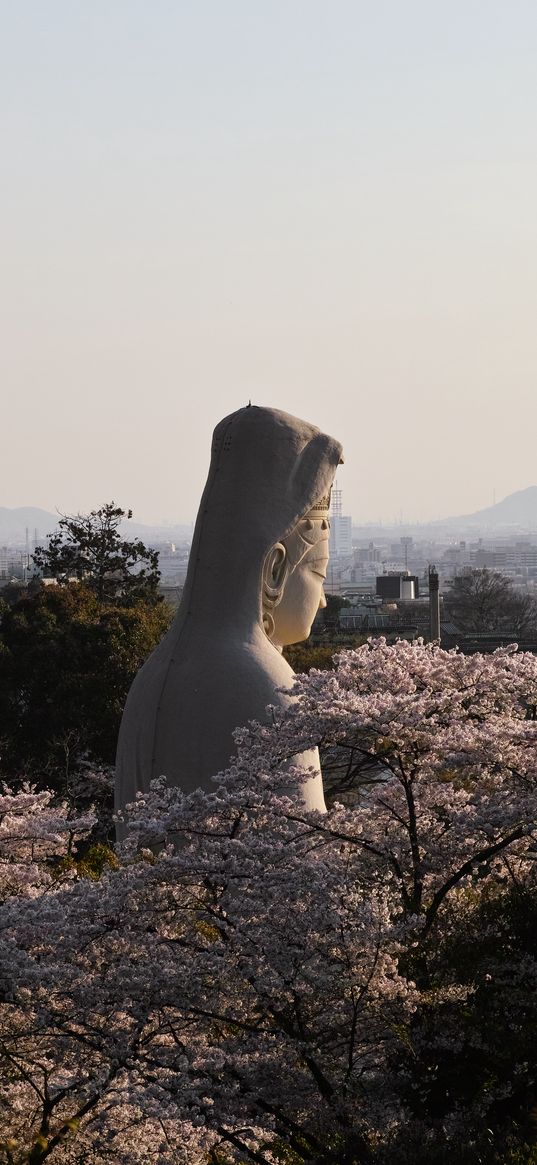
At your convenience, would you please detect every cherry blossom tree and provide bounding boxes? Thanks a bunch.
[1,640,537,1164]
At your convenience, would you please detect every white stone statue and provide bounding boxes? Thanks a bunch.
[115,405,343,826]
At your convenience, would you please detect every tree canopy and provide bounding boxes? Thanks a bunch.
[2,640,537,1163]
[445,567,537,636]
[0,582,172,782]
[32,503,160,605]
[0,504,171,784]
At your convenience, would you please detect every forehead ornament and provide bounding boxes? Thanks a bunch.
[302,489,331,529]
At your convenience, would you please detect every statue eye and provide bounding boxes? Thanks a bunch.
[309,559,328,580]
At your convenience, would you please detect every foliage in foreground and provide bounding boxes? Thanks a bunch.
[1,640,537,1163]
[32,503,161,607]
[444,568,537,637]
[0,582,172,781]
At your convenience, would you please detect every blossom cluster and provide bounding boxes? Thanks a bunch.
[1,640,537,1164]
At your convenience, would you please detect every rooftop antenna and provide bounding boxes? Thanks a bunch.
[401,535,412,571]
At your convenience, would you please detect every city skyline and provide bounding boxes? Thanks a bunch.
[3,3,537,524]
[3,472,533,530]
[2,482,537,544]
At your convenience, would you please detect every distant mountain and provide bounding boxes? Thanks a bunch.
[6,487,535,548]
[0,507,59,544]
[439,487,537,530]
[121,521,193,543]
[350,488,537,540]
[0,507,193,547]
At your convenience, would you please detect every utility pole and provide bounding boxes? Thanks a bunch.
[428,565,441,642]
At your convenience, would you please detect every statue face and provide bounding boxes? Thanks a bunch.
[269,529,330,648]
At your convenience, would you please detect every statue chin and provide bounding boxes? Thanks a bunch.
[115,406,342,835]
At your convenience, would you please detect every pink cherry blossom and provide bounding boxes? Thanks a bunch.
[1,640,536,1162]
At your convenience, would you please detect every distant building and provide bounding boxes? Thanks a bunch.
[0,546,26,582]
[149,540,190,587]
[329,484,353,559]
[354,542,381,565]
[376,571,420,601]
[330,515,352,558]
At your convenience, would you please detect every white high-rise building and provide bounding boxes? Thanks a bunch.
[329,484,353,559]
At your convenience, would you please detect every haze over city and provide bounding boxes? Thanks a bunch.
[3,2,537,525]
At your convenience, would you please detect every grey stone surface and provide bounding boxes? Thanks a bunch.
[115,406,343,827]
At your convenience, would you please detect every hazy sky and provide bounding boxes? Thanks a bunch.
[2,1,537,525]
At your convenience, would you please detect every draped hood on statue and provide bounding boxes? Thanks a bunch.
[115,405,343,830]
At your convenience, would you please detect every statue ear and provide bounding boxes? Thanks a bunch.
[266,543,287,590]
[262,543,289,640]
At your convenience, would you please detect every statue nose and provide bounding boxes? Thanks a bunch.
[318,591,327,610]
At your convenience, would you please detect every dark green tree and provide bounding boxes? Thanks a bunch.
[0,582,172,783]
[318,592,351,634]
[32,503,160,605]
[445,568,537,636]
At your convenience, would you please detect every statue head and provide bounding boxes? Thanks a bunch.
[178,406,343,636]
[262,493,331,646]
